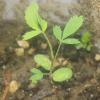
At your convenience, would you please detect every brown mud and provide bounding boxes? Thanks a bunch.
[0,22,100,100]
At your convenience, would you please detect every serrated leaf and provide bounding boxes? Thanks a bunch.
[25,3,39,30]
[81,32,90,44]
[34,54,51,70]
[53,25,62,41]
[30,68,43,84]
[22,30,41,40]
[52,68,73,82]
[38,16,48,32]
[62,38,80,44]
[63,16,84,39]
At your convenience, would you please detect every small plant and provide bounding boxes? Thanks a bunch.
[22,3,84,84]
[76,32,92,51]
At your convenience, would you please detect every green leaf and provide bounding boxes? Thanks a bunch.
[81,32,90,44]
[38,16,48,32]
[34,54,51,70]
[63,16,84,39]
[62,38,80,44]
[52,68,73,82]
[22,30,41,40]
[53,25,62,41]
[25,3,39,30]
[30,68,43,84]
[25,3,47,32]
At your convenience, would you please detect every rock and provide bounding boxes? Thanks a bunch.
[62,60,68,66]
[2,65,6,69]
[41,43,47,49]
[9,80,20,93]
[58,57,65,64]
[95,54,100,61]
[14,48,24,56]
[53,58,68,67]
[17,40,30,49]
[28,48,36,55]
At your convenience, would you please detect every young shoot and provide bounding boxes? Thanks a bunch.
[76,32,92,51]
[22,2,84,84]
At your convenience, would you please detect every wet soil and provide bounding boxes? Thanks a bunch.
[0,22,100,100]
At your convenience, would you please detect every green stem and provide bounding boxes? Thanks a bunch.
[42,33,54,60]
[49,42,62,78]
[42,32,62,81]
[53,42,61,63]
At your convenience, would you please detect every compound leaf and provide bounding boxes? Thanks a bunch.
[62,38,80,44]
[63,16,84,39]
[53,25,62,41]
[34,54,51,70]
[30,68,43,84]
[22,30,41,40]
[38,16,48,32]
[52,68,73,82]
[25,3,39,30]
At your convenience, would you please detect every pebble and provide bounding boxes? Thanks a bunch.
[62,60,68,66]
[9,80,20,93]
[17,40,30,49]
[90,94,94,98]
[2,65,6,69]
[29,93,33,97]
[41,43,47,49]
[14,48,24,56]
[95,54,100,61]
[58,57,64,64]
[28,48,36,55]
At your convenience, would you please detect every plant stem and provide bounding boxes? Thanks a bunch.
[42,32,62,81]
[43,33,54,60]
[53,42,61,63]
[49,42,62,78]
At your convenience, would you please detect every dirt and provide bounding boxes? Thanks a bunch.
[0,22,100,100]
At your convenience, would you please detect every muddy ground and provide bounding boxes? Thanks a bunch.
[0,22,100,100]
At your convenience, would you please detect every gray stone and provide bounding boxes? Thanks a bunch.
[0,0,99,32]
[0,0,100,51]
[1,0,80,23]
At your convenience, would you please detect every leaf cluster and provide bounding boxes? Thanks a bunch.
[22,3,85,84]
[76,32,92,51]
[23,3,47,40]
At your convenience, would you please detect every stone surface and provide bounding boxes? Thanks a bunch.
[95,54,100,61]
[0,0,99,31]
[17,40,30,49]
[14,48,24,56]
[0,0,80,24]
[0,0,100,51]
[0,0,99,28]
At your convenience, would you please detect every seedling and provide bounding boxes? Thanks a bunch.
[22,3,84,84]
[76,32,92,51]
